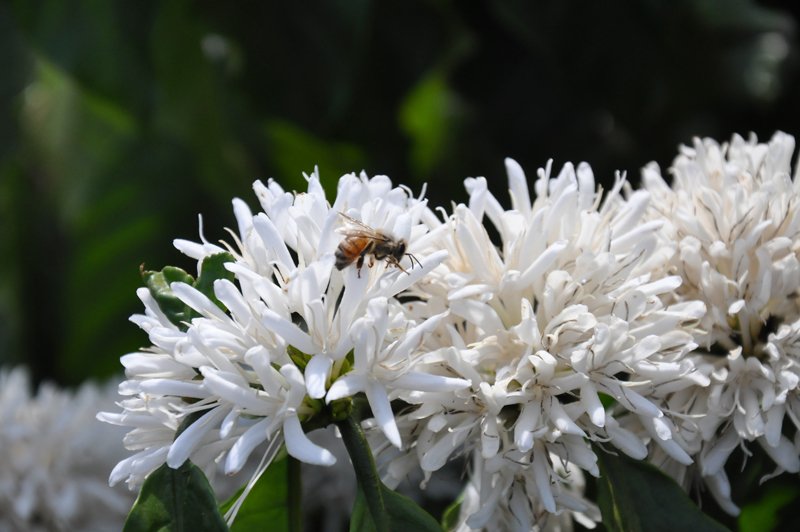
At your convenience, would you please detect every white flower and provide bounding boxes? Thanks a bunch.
[641,131,800,514]
[456,451,600,532]
[372,158,705,529]
[99,168,457,520]
[0,367,134,531]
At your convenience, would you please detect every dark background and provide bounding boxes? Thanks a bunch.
[1,1,799,529]
[2,0,799,377]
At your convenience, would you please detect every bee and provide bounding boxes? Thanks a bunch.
[335,213,421,277]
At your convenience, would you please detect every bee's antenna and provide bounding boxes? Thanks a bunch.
[407,253,423,270]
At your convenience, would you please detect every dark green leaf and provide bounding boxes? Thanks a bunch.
[349,484,442,532]
[381,483,442,532]
[349,488,374,532]
[596,450,730,532]
[218,456,290,532]
[194,252,236,310]
[141,265,196,330]
[141,253,234,331]
[440,493,463,531]
[287,345,312,371]
[123,461,228,532]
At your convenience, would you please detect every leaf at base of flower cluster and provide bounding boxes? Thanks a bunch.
[194,252,237,309]
[218,457,290,532]
[596,449,730,532]
[349,484,443,532]
[141,265,196,329]
[142,252,235,329]
[439,493,463,531]
[123,461,228,532]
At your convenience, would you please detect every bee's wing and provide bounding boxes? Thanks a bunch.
[340,228,392,241]
[337,212,392,241]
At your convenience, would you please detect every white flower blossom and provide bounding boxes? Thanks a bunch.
[371,158,706,529]
[641,131,800,514]
[99,168,463,522]
[455,451,600,532]
[0,367,134,531]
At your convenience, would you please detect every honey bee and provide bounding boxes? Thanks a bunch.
[335,213,421,277]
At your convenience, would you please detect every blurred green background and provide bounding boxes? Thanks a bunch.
[2,1,800,529]
[2,0,800,385]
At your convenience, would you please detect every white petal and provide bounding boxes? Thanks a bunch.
[283,415,336,466]
[532,446,556,513]
[305,354,333,399]
[261,309,317,355]
[702,429,739,476]
[759,435,800,473]
[705,470,740,516]
[171,282,228,321]
[253,213,295,271]
[326,374,367,402]
[516,240,569,289]
[420,429,469,471]
[607,422,648,460]
[581,382,605,428]
[506,157,531,218]
[514,402,541,452]
[167,407,228,468]
[391,372,470,392]
[378,249,449,299]
[200,367,269,413]
[366,380,401,448]
[225,417,271,474]
[138,379,209,399]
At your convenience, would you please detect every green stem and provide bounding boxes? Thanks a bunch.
[336,415,390,532]
[288,456,302,532]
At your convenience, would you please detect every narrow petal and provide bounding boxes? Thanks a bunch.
[391,372,470,392]
[305,354,333,399]
[225,417,271,475]
[327,374,367,402]
[200,367,269,413]
[167,407,228,468]
[366,380,401,448]
[283,415,336,466]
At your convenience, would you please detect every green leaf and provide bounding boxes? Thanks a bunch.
[596,450,730,532]
[338,416,441,532]
[349,484,442,532]
[349,488,374,532]
[440,493,463,531]
[194,252,236,310]
[381,484,442,532]
[287,345,312,371]
[123,461,228,532]
[141,253,235,331]
[141,265,196,330]
[218,456,290,532]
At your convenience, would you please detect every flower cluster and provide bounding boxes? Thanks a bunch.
[640,131,800,514]
[368,159,704,529]
[101,131,800,530]
[0,367,134,531]
[99,170,467,514]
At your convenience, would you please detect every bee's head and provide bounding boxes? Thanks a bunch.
[393,241,406,261]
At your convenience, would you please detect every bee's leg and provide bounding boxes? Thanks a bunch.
[391,258,409,274]
[356,255,364,278]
